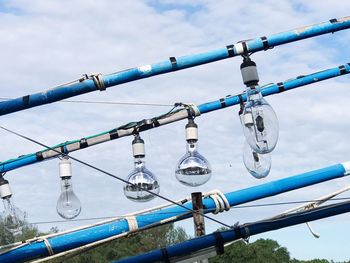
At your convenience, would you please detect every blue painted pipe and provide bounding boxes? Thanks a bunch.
[113,200,350,263]
[198,63,350,113]
[0,63,349,174]
[0,17,349,116]
[1,162,348,263]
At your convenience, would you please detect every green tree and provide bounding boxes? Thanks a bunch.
[58,223,189,263]
[210,239,290,263]
[0,219,40,245]
[210,238,332,263]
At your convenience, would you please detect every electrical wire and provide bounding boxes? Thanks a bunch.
[0,97,173,107]
[0,125,232,229]
[27,197,350,225]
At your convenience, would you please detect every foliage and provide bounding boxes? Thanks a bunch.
[0,218,40,245]
[210,238,336,263]
[54,223,189,263]
[210,239,290,263]
[0,219,347,263]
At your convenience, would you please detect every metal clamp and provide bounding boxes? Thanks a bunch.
[80,73,106,91]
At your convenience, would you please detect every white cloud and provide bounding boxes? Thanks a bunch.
[0,0,349,261]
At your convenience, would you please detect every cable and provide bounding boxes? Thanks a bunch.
[0,97,172,107]
[27,197,350,225]
[233,197,350,208]
[0,125,232,229]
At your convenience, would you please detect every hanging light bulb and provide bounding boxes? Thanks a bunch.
[175,118,212,187]
[124,134,160,202]
[240,57,279,154]
[242,141,271,179]
[56,157,81,219]
[0,176,26,236]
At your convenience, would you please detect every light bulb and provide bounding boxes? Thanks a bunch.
[0,177,26,236]
[2,197,26,236]
[175,118,211,187]
[56,157,81,219]
[242,141,271,179]
[124,135,160,202]
[240,57,279,154]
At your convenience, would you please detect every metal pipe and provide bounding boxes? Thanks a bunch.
[0,17,349,116]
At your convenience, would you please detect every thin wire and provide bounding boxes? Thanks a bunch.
[233,197,350,208]
[0,97,172,107]
[28,197,350,225]
[0,125,232,229]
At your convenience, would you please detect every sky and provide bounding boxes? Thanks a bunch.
[0,0,350,261]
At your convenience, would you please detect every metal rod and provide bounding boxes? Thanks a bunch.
[0,17,349,116]
[191,192,208,263]
[0,63,349,174]
[192,192,206,237]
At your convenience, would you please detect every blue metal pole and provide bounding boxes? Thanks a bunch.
[0,63,349,174]
[0,17,349,116]
[0,162,348,263]
[113,200,350,263]
[198,63,350,114]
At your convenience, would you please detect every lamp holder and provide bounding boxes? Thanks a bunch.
[240,56,259,87]
[132,134,145,158]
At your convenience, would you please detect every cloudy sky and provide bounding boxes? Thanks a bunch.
[0,0,350,261]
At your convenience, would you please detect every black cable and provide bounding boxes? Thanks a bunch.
[0,125,232,229]
[28,197,350,225]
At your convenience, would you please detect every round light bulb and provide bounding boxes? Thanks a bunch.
[175,140,212,187]
[56,177,81,219]
[242,141,271,179]
[124,158,160,202]
[241,88,279,154]
[1,197,26,236]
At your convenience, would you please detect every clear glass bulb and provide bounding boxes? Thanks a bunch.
[243,141,271,179]
[175,140,212,187]
[241,87,279,154]
[1,197,26,236]
[56,177,81,219]
[124,157,160,202]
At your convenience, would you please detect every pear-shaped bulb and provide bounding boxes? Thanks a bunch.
[175,141,212,187]
[56,177,81,219]
[243,141,271,179]
[124,158,160,202]
[241,87,279,154]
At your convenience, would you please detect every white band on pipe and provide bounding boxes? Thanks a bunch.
[126,216,138,231]
[132,142,145,156]
[205,189,230,214]
[87,134,111,146]
[138,64,152,74]
[191,104,201,117]
[234,42,244,55]
[186,127,198,141]
[40,238,54,256]
[342,161,350,175]
[0,183,12,198]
